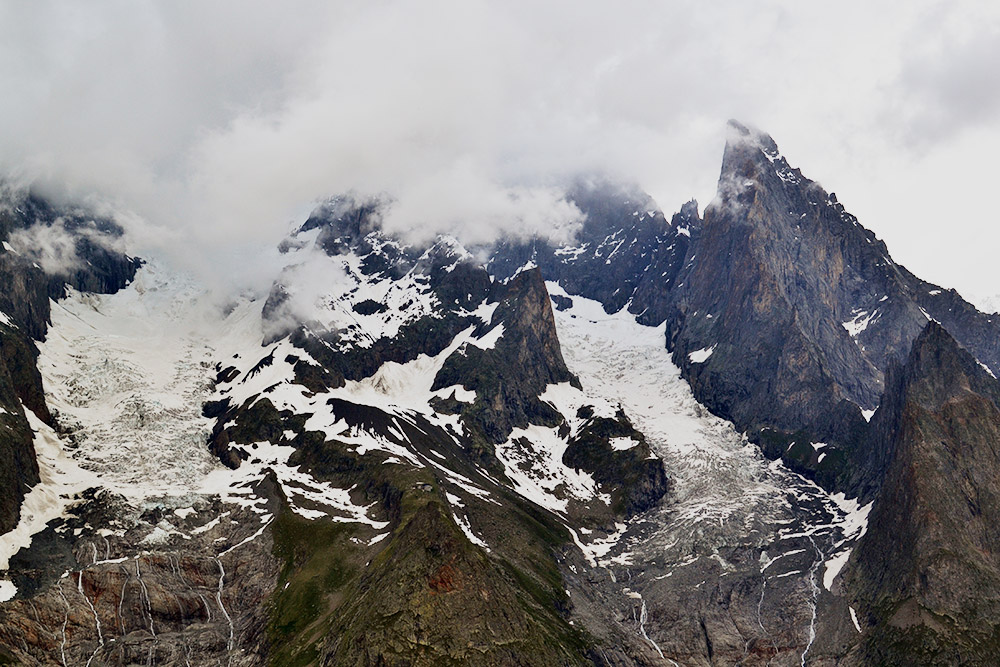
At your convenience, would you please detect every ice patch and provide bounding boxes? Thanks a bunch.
[688,345,716,363]
[843,309,878,337]
[609,437,640,451]
[822,548,852,590]
[38,263,230,501]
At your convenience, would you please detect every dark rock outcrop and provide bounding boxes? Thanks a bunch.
[432,268,575,447]
[563,408,667,517]
[0,342,41,535]
[844,322,1000,664]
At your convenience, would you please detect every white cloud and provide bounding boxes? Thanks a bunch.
[0,0,998,298]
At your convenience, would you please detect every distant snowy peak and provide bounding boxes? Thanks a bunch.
[262,199,492,349]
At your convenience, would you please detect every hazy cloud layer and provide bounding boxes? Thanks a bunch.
[1,0,998,299]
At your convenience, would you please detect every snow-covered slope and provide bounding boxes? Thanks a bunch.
[39,263,223,501]
[547,283,873,662]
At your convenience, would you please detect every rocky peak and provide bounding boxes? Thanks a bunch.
[656,123,1000,497]
[901,321,1000,409]
[844,322,1000,663]
[716,120,807,205]
[432,267,574,446]
[298,195,384,252]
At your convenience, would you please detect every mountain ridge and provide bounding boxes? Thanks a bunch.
[1,125,999,664]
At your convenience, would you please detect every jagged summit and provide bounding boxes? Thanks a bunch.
[724,118,780,159]
[903,320,1000,408]
[714,119,827,221]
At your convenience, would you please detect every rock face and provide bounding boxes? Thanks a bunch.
[562,408,666,517]
[0,496,280,667]
[432,267,575,447]
[0,341,40,535]
[844,322,1000,664]
[667,123,1000,495]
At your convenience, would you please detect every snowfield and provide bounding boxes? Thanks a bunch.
[1,251,872,649]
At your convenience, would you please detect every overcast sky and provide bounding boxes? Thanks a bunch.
[0,1,998,302]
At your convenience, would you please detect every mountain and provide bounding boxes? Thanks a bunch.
[493,121,1000,501]
[1,125,999,665]
[0,193,140,534]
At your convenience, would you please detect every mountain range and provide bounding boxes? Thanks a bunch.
[0,121,998,665]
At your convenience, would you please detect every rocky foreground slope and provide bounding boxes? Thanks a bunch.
[1,123,999,664]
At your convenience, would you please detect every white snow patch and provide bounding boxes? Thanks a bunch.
[822,548,852,590]
[609,436,641,451]
[434,384,476,403]
[850,606,862,632]
[688,345,716,363]
[0,580,15,601]
[829,493,874,540]
[452,512,489,551]
[469,323,504,350]
[843,309,878,337]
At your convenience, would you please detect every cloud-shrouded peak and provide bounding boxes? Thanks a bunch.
[1,1,999,299]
